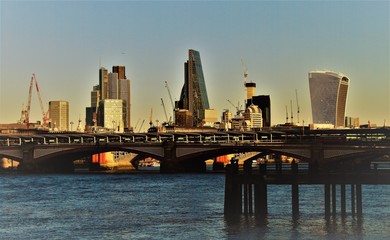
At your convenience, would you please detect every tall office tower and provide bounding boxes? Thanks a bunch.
[113,66,126,80]
[108,72,119,99]
[309,71,349,128]
[99,67,108,100]
[49,100,69,131]
[108,69,131,130]
[119,78,131,130]
[247,95,271,127]
[177,49,210,127]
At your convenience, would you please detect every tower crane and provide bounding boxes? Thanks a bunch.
[227,99,241,115]
[149,108,153,127]
[295,89,300,124]
[240,57,249,86]
[134,118,141,131]
[240,57,249,104]
[26,73,49,129]
[165,81,175,111]
[138,119,145,132]
[161,98,169,123]
[93,91,100,129]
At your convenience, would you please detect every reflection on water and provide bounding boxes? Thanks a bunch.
[0,174,389,239]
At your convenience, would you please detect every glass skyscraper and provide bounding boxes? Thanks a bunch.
[309,71,349,128]
[177,49,210,127]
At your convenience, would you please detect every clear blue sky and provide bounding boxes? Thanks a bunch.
[1,1,389,130]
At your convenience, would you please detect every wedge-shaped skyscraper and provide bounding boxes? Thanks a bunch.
[309,71,349,128]
[177,49,210,127]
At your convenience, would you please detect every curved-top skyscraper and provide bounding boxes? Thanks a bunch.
[308,71,349,128]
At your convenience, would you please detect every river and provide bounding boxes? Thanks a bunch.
[0,173,389,239]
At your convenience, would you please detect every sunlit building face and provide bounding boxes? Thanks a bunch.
[309,71,349,128]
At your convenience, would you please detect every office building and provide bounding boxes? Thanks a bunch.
[244,104,263,130]
[98,99,125,133]
[309,71,349,128]
[247,95,271,127]
[113,65,126,80]
[99,67,109,100]
[49,100,69,131]
[176,49,210,127]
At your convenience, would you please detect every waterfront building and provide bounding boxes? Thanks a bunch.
[176,49,211,127]
[49,100,69,131]
[309,71,349,128]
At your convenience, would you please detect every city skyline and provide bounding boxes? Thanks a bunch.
[1,1,389,130]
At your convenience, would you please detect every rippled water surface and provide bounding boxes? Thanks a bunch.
[1,173,389,239]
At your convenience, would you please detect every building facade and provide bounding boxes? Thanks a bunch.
[176,49,210,127]
[247,95,271,127]
[98,99,125,133]
[49,100,69,131]
[309,71,349,128]
[244,104,263,130]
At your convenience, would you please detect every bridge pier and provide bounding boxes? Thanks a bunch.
[224,161,374,221]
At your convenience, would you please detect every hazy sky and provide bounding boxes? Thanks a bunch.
[1,1,389,131]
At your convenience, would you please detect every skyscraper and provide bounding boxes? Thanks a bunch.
[113,66,126,80]
[99,67,108,100]
[49,100,69,131]
[309,71,349,128]
[176,49,210,127]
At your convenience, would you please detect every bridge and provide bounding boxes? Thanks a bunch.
[0,128,389,173]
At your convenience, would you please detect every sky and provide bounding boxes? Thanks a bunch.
[1,0,389,131]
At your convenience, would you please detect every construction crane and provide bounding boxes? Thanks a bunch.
[240,57,249,86]
[161,98,169,122]
[138,119,145,132]
[240,57,249,104]
[26,73,49,129]
[295,89,300,124]
[134,118,141,131]
[149,108,153,127]
[165,81,175,111]
[227,99,241,115]
[92,91,100,129]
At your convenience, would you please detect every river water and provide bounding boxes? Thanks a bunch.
[0,173,389,239]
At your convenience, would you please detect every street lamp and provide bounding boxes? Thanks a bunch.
[70,121,74,131]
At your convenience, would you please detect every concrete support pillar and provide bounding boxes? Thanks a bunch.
[341,184,346,216]
[332,184,337,216]
[255,163,267,218]
[324,184,331,218]
[291,160,299,218]
[356,183,363,217]
[224,161,241,218]
[351,184,355,216]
